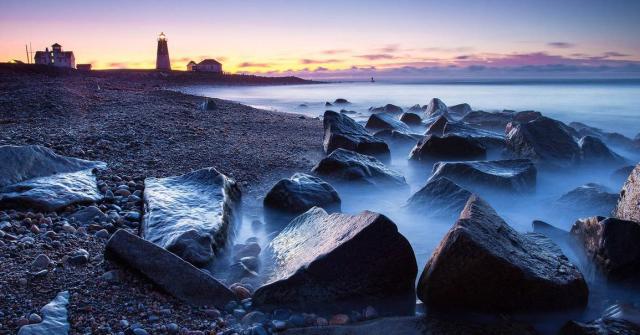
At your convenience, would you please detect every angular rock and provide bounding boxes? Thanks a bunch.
[369,104,403,115]
[253,207,417,315]
[69,206,107,225]
[408,104,425,113]
[409,134,486,162]
[614,164,640,222]
[0,145,105,211]
[532,220,570,242]
[334,98,350,104]
[579,136,625,165]
[425,116,505,149]
[105,229,235,307]
[312,149,407,188]
[430,159,536,193]
[365,113,410,132]
[461,110,514,132]
[570,121,639,152]
[323,111,390,160]
[555,183,618,218]
[399,112,422,126]
[447,103,472,118]
[571,216,640,281]
[405,178,472,218]
[18,291,70,335]
[142,167,241,266]
[425,98,448,118]
[418,195,588,312]
[373,130,420,148]
[264,173,341,216]
[560,304,640,335]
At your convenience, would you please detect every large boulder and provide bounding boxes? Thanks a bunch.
[554,183,618,218]
[312,149,407,188]
[430,159,536,193]
[461,110,515,132]
[323,111,390,160]
[579,136,625,165]
[399,112,422,126]
[447,103,472,118]
[17,291,69,335]
[425,116,505,150]
[365,113,410,132]
[614,164,640,222]
[252,207,417,315]
[418,195,588,313]
[506,116,581,168]
[141,167,241,266]
[369,104,403,115]
[570,216,640,281]
[0,145,105,211]
[425,98,448,118]
[409,134,486,162]
[105,229,235,307]
[405,177,472,218]
[264,173,341,216]
[570,121,639,152]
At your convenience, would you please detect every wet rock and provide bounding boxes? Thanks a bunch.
[560,304,640,335]
[579,136,625,165]
[142,167,241,266]
[425,116,505,150]
[408,104,425,113]
[461,110,515,132]
[405,178,472,218]
[571,216,640,281]
[418,195,588,313]
[373,130,420,148]
[570,121,640,152]
[430,159,536,193]
[253,207,417,315]
[334,98,350,104]
[447,103,472,118]
[555,183,618,218]
[264,173,341,217]
[69,205,107,225]
[105,229,235,307]
[312,149,407,188]
[242,311,267,325]
[409,134,486,162]
[323,111,390,160]
[399,112,422,126]
[425,98,448,118]
[506,116,581,168]
[228,262,258,283]
[28,313,42,324]
[67,248,90,266]
[365,113,410,132]
[614,164,640,222]
[369,104,403,115]
[17,291,69,335]
[532,220,570,242]
[31,254,51,271]
[329,314,350,325]
[0,145,105,211]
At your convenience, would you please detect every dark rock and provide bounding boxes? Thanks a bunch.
[399,112,422,126]
[555,183,618,217]
[425,98,448,118]
[614,164,640,222]
[201,98,217,111]
[409,134,486,162]
[579,136,625,165]
[532,220,570,242]
[67,248,90,266]
[407,104,425,113]
[339,109,356,114]
[461,110,514,132]
[560,304,640,335]
[264,173,341,217]
[571,121,639,152]
[69,206,107,225]
[418,195,588,312]
[369,104,403,115]
[571,216,640,281]
[105,229,235,307]
[506,116,581,168]
[405,178,472,218]
[312,149,407,188]
[0,145,105,211]
[228,262,258,283]
[141,167,241,266]
[430,159,536,193]
[425,116,505,149]
[447,103,472,118]
[373,130,420,148]
[323,111,390,160]
[334,98,350,104]
[365,113,410,132]
[17,291,69,335]
[253,207,417,315]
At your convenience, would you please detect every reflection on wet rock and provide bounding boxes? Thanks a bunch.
[323,110,390,160]
[429,159,536,193]
[312,149,407,188]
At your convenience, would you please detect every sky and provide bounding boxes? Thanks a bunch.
[1,0,640,81]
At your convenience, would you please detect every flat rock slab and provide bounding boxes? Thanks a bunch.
[323,110,390,160]
[418,195,588,313]
[142,167,241,266]
[105,229,235,307]
[615,164,640,222]
[430,159,536,193]
[312,149,407,188]
[0,145,105,211]
[253,207,417,315]
[18,291,70,335]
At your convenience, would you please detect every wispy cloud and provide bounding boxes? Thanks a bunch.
[321,49,351,55]
[300,58,342,65]
[602,51,630,57]
[356,54,396,60]
[377,44,400,53]
[547,42,575,48]
[238,62,270,68]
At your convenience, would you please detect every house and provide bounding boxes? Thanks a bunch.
[187,59,223,73]
[34,43,75,68]
[77,64,92,71]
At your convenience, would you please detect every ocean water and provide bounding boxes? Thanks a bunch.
[177,81,640,333]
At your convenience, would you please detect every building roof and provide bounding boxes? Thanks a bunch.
[198,59,221,66]
[187,61,196,65]
[52,43,61,48]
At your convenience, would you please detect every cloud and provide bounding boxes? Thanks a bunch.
[603,51,630,57]
[108,62,128,68]
[377,44,399,53]
[355,54,396,60]
[238,62,270,68]
[455,55,471,60]
[300,58,342,65]
[321,49,351,55]
[547,42,575,48]
[314,66,329,72]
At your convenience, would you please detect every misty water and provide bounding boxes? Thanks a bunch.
[178,81,640,333]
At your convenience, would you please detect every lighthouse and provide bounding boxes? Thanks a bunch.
[156,32,171,71]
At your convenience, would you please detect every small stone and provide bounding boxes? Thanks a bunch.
[230,284,251,300]
[166,323,179,334]
[28,313,42,324]
[240,256,260,272]
[133,328,149,335]
[100,270,122,283]
[271,320,287,331]
[233,308,246,318]
[315,317,328,326]
[30,225,40,234]
[204,309,221,319]
[119,319,129,329]
[31,254,51,271]
[241,311,266,325]
[363,305,378,319]
[125,211,141,221]
[115,189,131,197]
[249,325,268,335]
[95,229,110,239]
[62,223,76,234]
[329,314,350,325]
[288,314,305,327]
[16,317,30,327]
[272,309,291,321]
[67,248,90,266]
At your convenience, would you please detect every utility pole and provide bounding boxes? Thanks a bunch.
[29,42,33,63]
[25,44,29,63]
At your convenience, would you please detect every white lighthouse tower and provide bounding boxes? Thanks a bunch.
[156,32,171,71]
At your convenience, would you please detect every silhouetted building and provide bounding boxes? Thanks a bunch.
[34,43,75,68]
[156,32,171,71]
[77,64,92,71]
[187,59,223,73]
